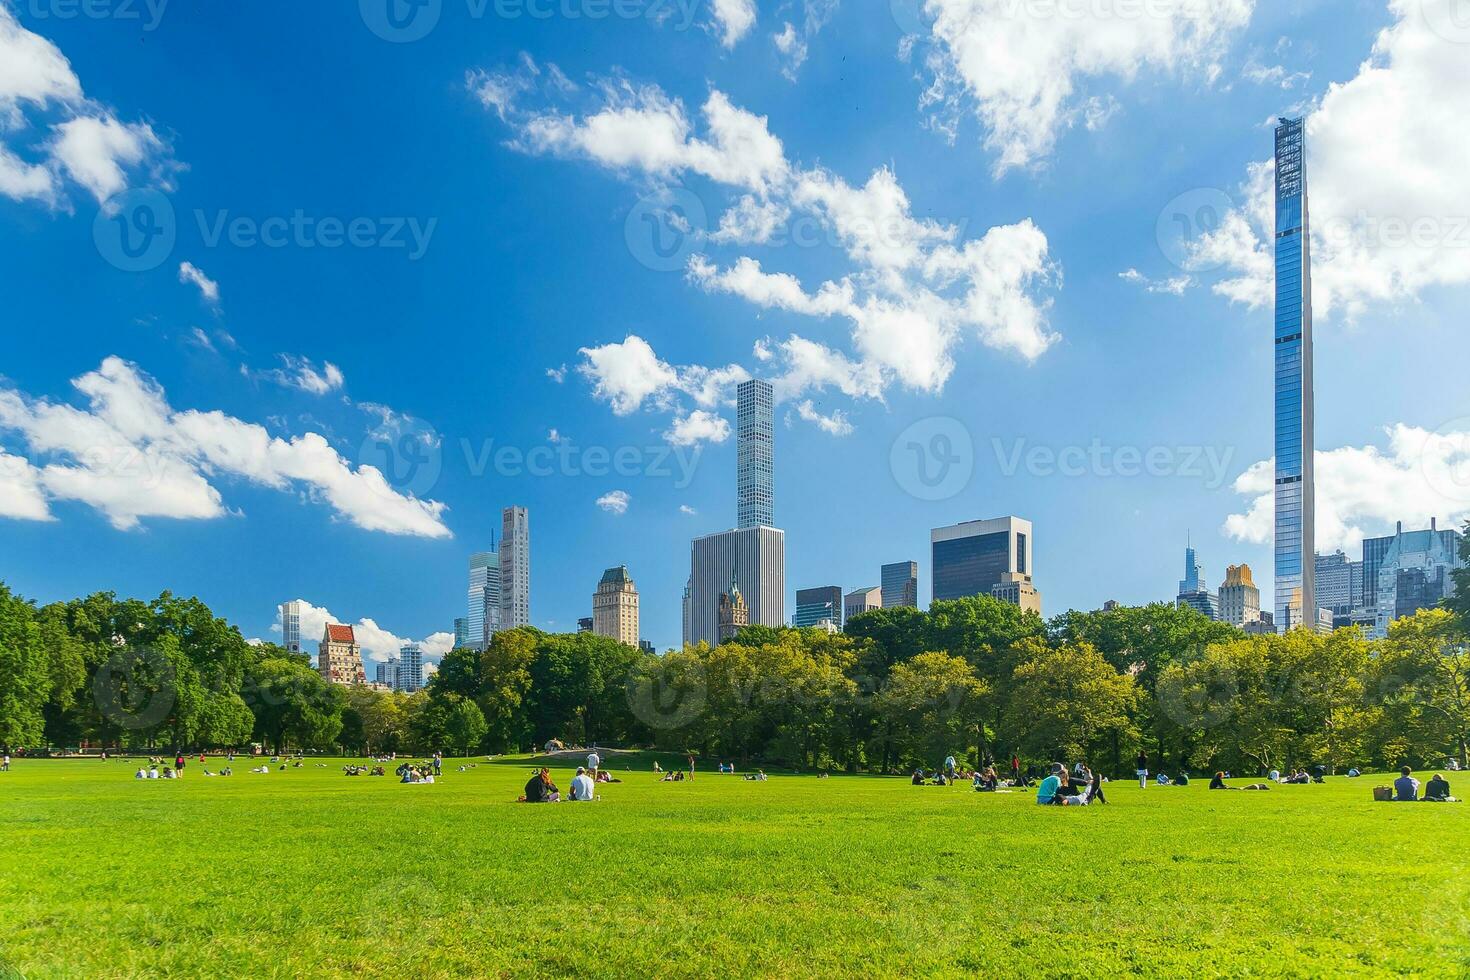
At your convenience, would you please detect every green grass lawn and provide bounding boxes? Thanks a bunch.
[0,755,1466,978]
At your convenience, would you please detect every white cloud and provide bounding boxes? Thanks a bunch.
[0,357,450,537]
[915,0,1254,175]
[596,489,631,514]
[1222,423,1470,553]
[577,335,748,416]
[665,410,731,447]
[281,598,454,664]
[794,400,853,436]
[680,504,698,515]
[1192,0,1470,320]
[0,5,83,112]
[47,115,160,203]
[253,355,346,396]
[1119,267,1192,295]
[0,448,52,521]
[178,262,220,306]
[711,0,757,48]
[547,428,564,444]
[546,364,568,383]
[710,194,791,245]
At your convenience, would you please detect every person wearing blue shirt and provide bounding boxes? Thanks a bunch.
[1393,766,1419,801]
[1037,764,1063,805]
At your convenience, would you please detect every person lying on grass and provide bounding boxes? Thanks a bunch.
[660,770,687,782]
[743,770,767,781]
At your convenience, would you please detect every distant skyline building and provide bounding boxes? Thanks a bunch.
[844,586,882,624]
[577,617,594,634]
[931,517,1035,605]
[1314,550,1359,613]
[1372,519,1461,638]
[500,506,530,629]
[318,623,365,686]
[1176,542,1219,620]
[992,575,1043,616]
[688,526,785,647]
[375,658,396,689]
[881,561,919,609]
[737,379,775,530]
[1273,116,1316,632]
[593,565,640,647]
[794,586,843,629]
[681,579,691,649]
[717,573,750,643]
[397,644,424,693]
[453,617,469,650]
[467,549,501,650]
[280,599,302,654]
[1219,564,1262,629]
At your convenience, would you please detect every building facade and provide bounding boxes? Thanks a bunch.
[1273,116,1317,631]
[1372,520,1461,638]
[736,379,774,530]
[280,599,302,654]
[844,586,882,624]
[688,526,785,647]
[593,566,640,647]
[1176,544,1219,620]
[453,617,469,650]
[1219,564,1262,629]
[397,644,424,693]
[717,574,750,643]
[500,506,530,629]
[318,624,365,686]
[1314,551,1360,614]
[794,586,843,629]
[881,561,919,609]
[467,550,501,650]
[931,517,1035,605]
[992,574,1043,616]
[375,658,397,689]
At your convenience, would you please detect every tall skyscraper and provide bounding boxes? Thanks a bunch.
[931,517,1035,605]
[453,617,469,650]
[280,600,302,654]
[736,379,774,529]
[1273,116,1316,631]
[688,526,785,647]
[467,550,501,650]
[681,578,691,649]
[318,624,365,686]
[500,506,530,629]
[794,586,843,629]
[1219,564,1262,629]
[844,586,882,623]
[1314,551,1359,613]
[397,644,424,693]
[881,561,919,609]
[593,566,640,647]
[1176,542,1219,620]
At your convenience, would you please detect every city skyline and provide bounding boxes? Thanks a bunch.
[2,2,1468,662]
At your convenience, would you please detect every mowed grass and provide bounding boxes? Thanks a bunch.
[0,756,1467,978]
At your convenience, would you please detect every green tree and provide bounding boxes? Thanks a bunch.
[445,696,489,756]
[1373,609,1470,769]
[875,652,987,771]
[1004,641,1138,765]
[0,584,50,749]
[243,651,343,753]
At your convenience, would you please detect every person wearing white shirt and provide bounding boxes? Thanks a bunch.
[587,751,601,773]
[570,767,596,801]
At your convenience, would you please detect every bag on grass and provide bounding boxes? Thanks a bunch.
[1372,786,1393,802]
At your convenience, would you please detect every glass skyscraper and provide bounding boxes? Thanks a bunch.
[1273,117,1315,631]
[880,561,918,609]
[737,379,774,529]
[794,586,843,629]
[467,550,500,649]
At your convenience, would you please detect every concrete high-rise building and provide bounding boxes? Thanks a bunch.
[375,658,397,689]
[881,561,919,609]
[593,566,640,647]
[717,573,750,643]
[1372,520,1461,638]
[931,517,1035,605]
[453,617,470,650]
[992,574,1043,616]
[844,586,882,623]
[318,624,365,686]
[736,379,774,530]
[500,506,530,629]
[280,600,303,654]
[1273,116,1316,632]
[1314,551,1360,614]
[688,526,785,647]
[397,644,424,693]
[1219,564,1262,629]
[794,586,843,629]
[467,550,501,650]
[1176,543,1219,620]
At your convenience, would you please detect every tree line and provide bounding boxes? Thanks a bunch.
[3,569,1467,774]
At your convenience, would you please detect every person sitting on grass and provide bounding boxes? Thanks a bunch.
[1155,773,1172,786]
[1423,774,1454,802]
[652,761,663,773]
[1210,772,1233,790]
[569,767,595,802]
[1393,767,1419,801]
[1037,764,1064,805]
[912,770,925,786]
[524,768,559,802]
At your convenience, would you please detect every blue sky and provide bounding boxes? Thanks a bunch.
[2,0,1468,662]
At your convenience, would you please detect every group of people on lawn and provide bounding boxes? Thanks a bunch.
[1392,768,1455,802]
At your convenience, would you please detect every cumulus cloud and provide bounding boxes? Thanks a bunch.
[0,6,169,206]
[0,448,52,521]
[664,410,731,447]
[1190,0,1470,321]
[1222,423,1470,553]
[280,598,454,665]
[577,335,748,416]
[771,0,840,80]
[596,489,631,515]
[711,0,757,48]
[0,357,450,537]
[911,0,1253,175]
[178,262,220,306]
